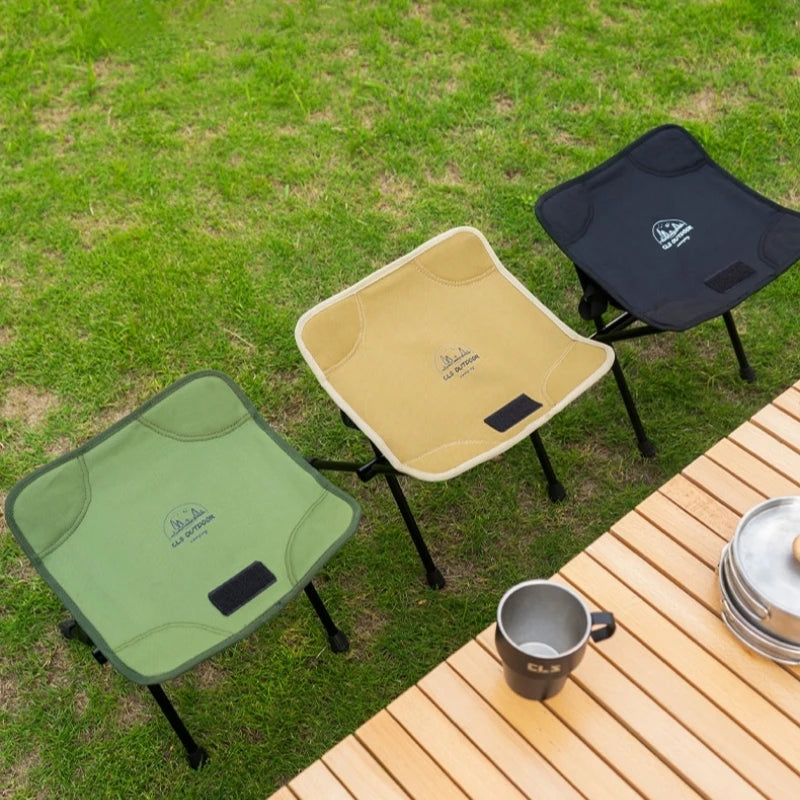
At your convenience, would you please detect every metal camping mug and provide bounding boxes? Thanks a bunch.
[495,580,616,700]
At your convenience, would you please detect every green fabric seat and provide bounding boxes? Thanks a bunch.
[5,371,361,686]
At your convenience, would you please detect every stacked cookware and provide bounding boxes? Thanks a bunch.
[718,496,800,665]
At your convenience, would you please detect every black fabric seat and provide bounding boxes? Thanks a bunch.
[536,124,800,454]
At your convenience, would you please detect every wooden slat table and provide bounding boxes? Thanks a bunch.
[270,383,800,800]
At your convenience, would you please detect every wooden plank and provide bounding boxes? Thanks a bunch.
[473,625,702,800]
[704,438,800,497]
[356,711,469,800]
[611,510,719,611]
[772,386,800,421]
[534,622,763,799]
[752,404,800,452]
[658,475,739,537]
[553,575,800,800]
[561,552,800,772]
[387,686,526,800]
[729,422,800,484]
[586,534,800,723]
[682,455,765,516]
[322,737,410,800]
[267,787,296,800]
[290,760,355,800]
[444,640,641,800]
[635,491,726,568]
[417,660,582,799]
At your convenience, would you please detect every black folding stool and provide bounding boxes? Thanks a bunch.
[535,124,800,455]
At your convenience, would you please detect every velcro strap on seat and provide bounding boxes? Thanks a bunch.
[209,562,277,616]
[705,261,755,293]
[484,394,542,432]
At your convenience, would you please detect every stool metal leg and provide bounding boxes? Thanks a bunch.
[722,311,757,383]
[147,684,209,770]
[592,316,656,458]
[529,430,566,502]
[60,617,208,770]
[304,582,349,653]
[607,355,657,458]
[382,471,445,590]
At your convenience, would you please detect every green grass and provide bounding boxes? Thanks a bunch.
[2,0,800,796]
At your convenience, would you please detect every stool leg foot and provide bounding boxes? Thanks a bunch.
[187,747,210,770]
[722,311,756,384]
[304,582,350,653]
[328,630,350,653]
[740,364,757,383]
[426,567,446,590]
[60,618,91,645]
[529,430,567,502]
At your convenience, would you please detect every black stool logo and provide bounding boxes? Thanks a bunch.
[436,343,480,381]
[652,218,693,250]
[163,503,216,549]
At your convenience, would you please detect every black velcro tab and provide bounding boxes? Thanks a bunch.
[484,394,542,433]
[209,561,277,616]
[705,261,756,293]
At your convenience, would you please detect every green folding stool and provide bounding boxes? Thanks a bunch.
[4,371,361,768]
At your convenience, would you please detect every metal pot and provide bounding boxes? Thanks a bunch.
[718,496,800,664]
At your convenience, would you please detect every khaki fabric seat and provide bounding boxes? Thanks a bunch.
[297,227,614,482]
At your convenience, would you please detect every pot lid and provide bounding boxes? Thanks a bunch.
[732,496,800,618]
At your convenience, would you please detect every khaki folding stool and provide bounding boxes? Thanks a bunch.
[296,227,614,588]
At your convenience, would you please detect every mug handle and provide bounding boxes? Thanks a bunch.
[590,611,616,642]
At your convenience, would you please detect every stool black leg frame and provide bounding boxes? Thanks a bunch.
[309,411,570,585]
[584,301,757,456]
[57,579,346,769]
[309,413,445,590]
[59,617,210,770]
[590,314,657,459]
[148,684,209,770]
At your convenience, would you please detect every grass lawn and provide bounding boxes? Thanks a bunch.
[2,1,800,797]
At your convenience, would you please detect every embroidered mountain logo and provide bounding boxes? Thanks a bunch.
[652,218,693,250]
[163,503,216,549]
[435,344,480,381]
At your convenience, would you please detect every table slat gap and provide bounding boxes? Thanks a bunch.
[682,455,766,516]
[635,492,727,567]
[752,404,800,454]
[322,736,411,800]
[386,685,528,800]
[554,574,800,799]
[289,759,356,800]
[658,475,740,537]
[417,659,584,799]
[443,640,642,800]
[771,387,800,421]
[560,552,800,771]
[566,636,764,799]
[729,422,800,484]
[355,710,469,800]
[585,536,800,723]
[704,438,800,497]
[609,511,720,612]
